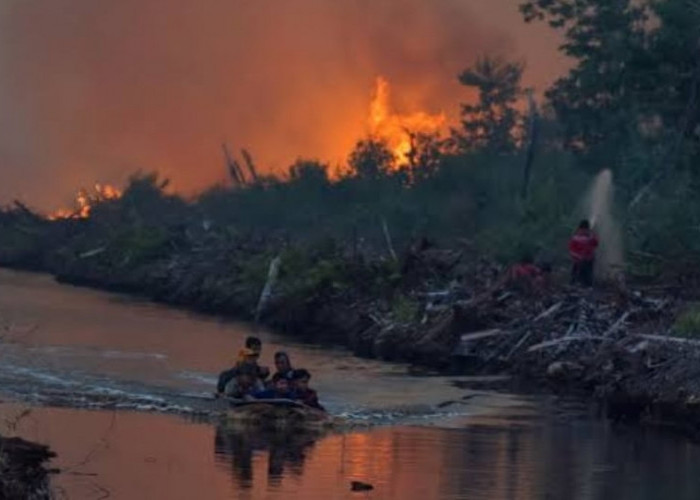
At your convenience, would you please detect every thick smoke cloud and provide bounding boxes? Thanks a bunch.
[0,0,565,210]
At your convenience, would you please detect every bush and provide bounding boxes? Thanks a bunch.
[673,303,700,338]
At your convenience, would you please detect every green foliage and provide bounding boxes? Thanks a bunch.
[520,0,650,160]
[519,0,700,172]
[108,226,170,267]
[456,56,524,153]
[391,294,420,324]
[673,303,700,337]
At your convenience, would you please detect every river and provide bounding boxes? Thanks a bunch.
[0,269,698,499]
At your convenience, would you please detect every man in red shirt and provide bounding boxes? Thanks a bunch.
[568,219,599,286]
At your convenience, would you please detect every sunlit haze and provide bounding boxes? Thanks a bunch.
[0,0,567,210]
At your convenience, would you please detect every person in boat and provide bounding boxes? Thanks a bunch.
[216,366,237,397]
[255,372,297,400]
[222,362,265,399]
[272,351,294,380]
[569,219,599,287]
[236,337,270,381]
[237,336,262,363]
[291,369,324,411]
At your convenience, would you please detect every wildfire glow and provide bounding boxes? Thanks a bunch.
[368,76,446,165]
[48,183,122,220]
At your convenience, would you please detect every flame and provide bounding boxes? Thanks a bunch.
[368,76,445,165]
[48,183,122,220]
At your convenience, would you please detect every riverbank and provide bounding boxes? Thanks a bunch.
[2,197,700,435]
[6,229,700,437]
[1,266,700,499]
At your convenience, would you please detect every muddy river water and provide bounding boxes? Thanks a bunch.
[0,269,698,499]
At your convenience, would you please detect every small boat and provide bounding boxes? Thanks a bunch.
[221,398,339,430]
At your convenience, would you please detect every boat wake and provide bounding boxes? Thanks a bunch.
[0,359,533,428]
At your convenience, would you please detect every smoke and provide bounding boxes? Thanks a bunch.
[0,0,566,210]
[585,169,624,281]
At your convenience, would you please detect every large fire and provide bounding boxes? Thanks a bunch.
[368,77,446,165]
[48,183,122,220]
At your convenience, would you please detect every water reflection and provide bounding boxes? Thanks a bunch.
[1,269,700,499]
[209,418,700,500]
[2,403,700,499]
[214,426,318,489]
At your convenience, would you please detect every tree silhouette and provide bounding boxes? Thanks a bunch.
[348,138,395,179]
[456,56,524,153]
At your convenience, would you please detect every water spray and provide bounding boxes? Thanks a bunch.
[583,169,624,282]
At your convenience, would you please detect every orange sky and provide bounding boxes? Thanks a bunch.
[0,0,568,210]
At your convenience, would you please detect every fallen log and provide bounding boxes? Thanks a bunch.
[527,336,608,353]
[504,328,533,360]
[458,329,509,342]
[602,312,630,337]
[79,247,106,259]
[636,334,700,347]
[453,329,511,357]
[534,301,563,321]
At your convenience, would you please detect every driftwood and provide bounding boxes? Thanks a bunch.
[459,329,508,342]
[454,329,510,356]
[79,247,106,259]
[636,333,700,347]
[534,301,563,321]
[504,302,564,359]
[527,336,607,353]
[603,311,629,336]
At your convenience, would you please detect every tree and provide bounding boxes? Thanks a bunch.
[519,0,700,171]
[456,56,524,153]
[405,132,443,182]
[288,159,330,186]
[347,138,395,179]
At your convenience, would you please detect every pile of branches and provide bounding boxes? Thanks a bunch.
[452,285,676,375]
[445,280,700,431]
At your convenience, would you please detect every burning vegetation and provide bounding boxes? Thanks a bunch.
[48,184,122,220]
[368,77,446,166]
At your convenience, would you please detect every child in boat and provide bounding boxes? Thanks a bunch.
[272,351,294,380]
[255,372,297,400]
[291,369,324,411]
[237,336,262,364]
[222,362,265,399]
[236,337,270,381]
